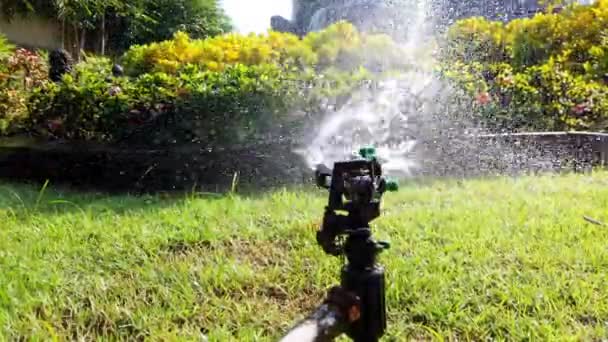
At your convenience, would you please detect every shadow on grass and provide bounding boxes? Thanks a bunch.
[0,180,217,216]
[0,177,323,218]
[0,172,509,218]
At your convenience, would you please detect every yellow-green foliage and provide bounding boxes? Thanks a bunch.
[302,21,361,66]
[446,0,608,72]
[441,0,608,132]
[122,21,406,75]
[0,34,14,64]
[122,31,315,74]
[4,23,408,143]
[445,17,509,64]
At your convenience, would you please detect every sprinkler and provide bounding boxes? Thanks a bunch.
[281,146,398,342]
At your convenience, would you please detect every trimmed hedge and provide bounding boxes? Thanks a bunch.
[1,23,405,146]
[121,22,408,75]
[27,62,301,145]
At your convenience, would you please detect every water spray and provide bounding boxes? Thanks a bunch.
[291,0,446,179]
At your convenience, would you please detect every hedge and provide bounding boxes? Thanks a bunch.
[0,22,406,146]
[439,0,608,131]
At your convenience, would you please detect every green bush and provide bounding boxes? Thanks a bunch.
[27,59,308,145]
[18,23,407,145]
[440,0,608,132]
[0,33,13,65]
[27,59,132,141]
[444,1,608,72]
[443,17,509,64]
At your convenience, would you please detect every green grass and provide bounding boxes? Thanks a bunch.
[1,172,608,341]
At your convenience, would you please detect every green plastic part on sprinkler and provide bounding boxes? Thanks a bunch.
[386,179,399,192]
[359,146,376,160]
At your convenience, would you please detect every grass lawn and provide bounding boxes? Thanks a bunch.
[1,172,608,341]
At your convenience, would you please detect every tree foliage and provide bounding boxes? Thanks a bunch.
[108,0,233,53]
[0,0,56,19]
[0,0,233,55]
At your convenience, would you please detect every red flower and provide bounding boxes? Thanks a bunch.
[47,119,63,132]
[475,92,492,105]
[572,103,589,116]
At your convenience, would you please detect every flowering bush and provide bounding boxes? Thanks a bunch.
[0,35,49,134]
[6,48,48,89]
[27,60,311,145]
[440,0,608,131]
[20,22,406,145]
[0,23,408,145]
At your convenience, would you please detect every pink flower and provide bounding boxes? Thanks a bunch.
[475,92,492,105]
[47,119,63,132]
[572,103,588,116]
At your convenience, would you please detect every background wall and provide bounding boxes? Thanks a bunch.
[0,15,62,50]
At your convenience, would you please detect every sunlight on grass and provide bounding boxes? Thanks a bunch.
[1,173,608,340]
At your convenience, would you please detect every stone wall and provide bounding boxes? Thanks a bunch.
[0,139,310,194]
[413,132,608,178]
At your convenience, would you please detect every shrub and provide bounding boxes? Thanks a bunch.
[443,17,509,64]
[444,0,608,73]
[0,43,49,135]
[27,60,305,145]
[13,23,408,145]
[507,13,565,69]
[440,0,608,132]
[444,58,608,132]
[121,22,408,76]
[0,33,13,65]
[27,59,131,141]
[0,89,28,133]
[6,48,48,89]
[583,31,608,80]
[122,31,315,75]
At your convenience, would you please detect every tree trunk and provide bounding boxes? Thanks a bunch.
[73,24,80,61]
[61,19,66,49]
[101,12,106,55]
[80,27,86,58]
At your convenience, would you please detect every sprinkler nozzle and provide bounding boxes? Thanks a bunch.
[359,146,376,160]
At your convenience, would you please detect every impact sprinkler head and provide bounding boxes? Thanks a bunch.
[359,146,377,161]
